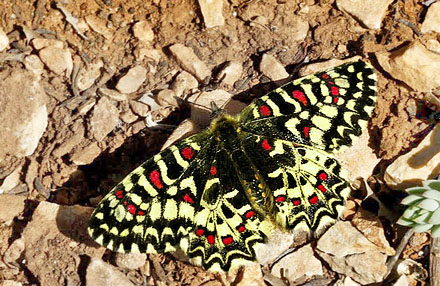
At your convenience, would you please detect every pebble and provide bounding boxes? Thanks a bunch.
[3,238,25,265]
[90,97,120,141]
[189,89,232,127]
[0,194,26,221]
[217,61,243,86]
[129,100,150,117]
[0,26,9,52]
[24,55,44,77]
[132,21,155,44]
[271,244,323,282]
[160,119,198,150]
[39,46,73,76]
[421,2,440,34]
[32,38,64,50]
[0,69,48,158]
[316,221,388,284]
[85,15,113,39]
[76,59,104,91]
[87,258,135,286]
[336,0,393,29]
[70,142,102,165]
[0,167,22,194]
[114,252,147,270]
[171,71,199,97]
[169,43,211,82]
[259,53,289,81]
[198,0,225,28]
[2,281,22,286]
[157,89,178,107]
[298,56,362,76]
[385,124,440,189]
[120,109,138,124]
[255,228,294,265]
[135,48,162,62]
[116,65,147,94]
[78,97,97,115]
[138,93,162,111]
[376,41,440,91]
[98,87,128,101]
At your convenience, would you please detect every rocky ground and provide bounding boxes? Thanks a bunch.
[0,0,440,285]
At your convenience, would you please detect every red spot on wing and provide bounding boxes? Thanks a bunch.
[127,204,136,215]
[245,211,255,219]
[115,190,124,199]
[184,194,194,204]
[275,196,286,203]
[318,184,326,193]
[181,147,195,160]
[322,73,329,79]
[210,165,217,176]
[319,172,328,180]
[292,90,308,106]
[262,139,271,150]
[138,210,145,216]
[196,229,204,236]
[223,236,234,245]
[328,81,334,85]
[123,201,128,206]
[331,86,339,96]
[293,199,301,206]
[238,225,246,233]
[309,195,319,204]
[150,170,164,189]
[207,235,215,244]
[303,127,310,138]
[260,105,271,117]
[333,97,338,103]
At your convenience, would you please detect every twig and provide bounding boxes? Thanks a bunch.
[384,228,415,280]
[431,237,440,286]
[54,2,88,40]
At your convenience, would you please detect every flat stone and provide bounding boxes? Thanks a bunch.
[87,258,135,286]
[376,40,440,92]
[70,142,102,165]
[171,71,199,97]
[2,281,22,286]
[129,100,150,117]
[169,43,211,82]
[0,166,22,194]
[22,202,105,286]
[255,228,293,266]
[421,2,440,34]
[0,194,26,222]
[160,119,198,150]
[259,53,289,81]
[217,61,243,86]
[157,89,178,107]
[114,252,147,270]
[198,0,225,28]
[39,46,73,76]
[132,21,154,44]
[385,124,440,189]
[0,26,9,52]
[135,48,162,62]
[3,238,25,265]
[32,38,64,50]
[116,65,147,94]
[76,59,104,91]
[0,69,47,158]
[98,87,128,101]
[24,55,44,77]
[90,97,120,141]
[189,89,232,127]
[271,244,323,283]
[85,15,113,39]
[120,109,138,124]
[316,221,388,284]
[336,0,393,30]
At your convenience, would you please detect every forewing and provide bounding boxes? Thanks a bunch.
[238,60,377,151]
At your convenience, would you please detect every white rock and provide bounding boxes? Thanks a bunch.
[171,71,199,97]
[39,46,73,76]
[0,167,22,194]
[0,69,48,158]
[393,275,410,286]
[316,221,388,284]
[157,89,178,107]
[271,244,323,282]
[76,59,104,91]
[32,38,64,50]
[376,40,440,92]
[0,26,9,52]
[421,2,440,34]
[198,0,225,28]
[85,15,113,39]
[114,253,147,270]
[116,65,147,94]
[260,53,289,81]
[217,61,243,86]
[129,100,150,117]
[385,124,440,189]
[90,97,120,141]
[24,55,44,77]
[132,21,154,44]
[255,228,294,265]
[169,43,211,81]
[2,281,22,286]
[4,238,25,265]
[138,93,162,111]
[336,0,393,30]
[87,258,135,286]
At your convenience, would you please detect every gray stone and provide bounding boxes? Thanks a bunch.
[116,65,147,94]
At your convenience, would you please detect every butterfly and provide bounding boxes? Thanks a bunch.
[88,60,377,272]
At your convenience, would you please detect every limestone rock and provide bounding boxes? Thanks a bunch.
[271,244,323,283]
[120,109,138,124]
[316,221,389,284]
[0,167,22,194]
[169,43,211,82]
[0,194,26,222]
[376,41,440,92]
[171,71,199,97]
[259,53,289,81]
[90,97,120,141]
[0,69,48,158]
[198,0,225,28]
[24,55,44,78]
[132,21,155,44]
[52,127,85,158]
[114,252,147,270]
[98,87,128,101]
[384,124,440,189]
[39,46,73,76]
[129,100,150,117]
[217,61,243,86]
[116,65,147,94]
[160,119,198,150]
[70,142,102,165]
[0,27,9,52]
[32,38,64,50]
[2,281,22,286]
[421,2,440,34]
[87,258,135,286]
[157,89,178,107]
[86,15,113,39]
[255,228,294,266]
[3,238,25,265]
[336,0,393,30]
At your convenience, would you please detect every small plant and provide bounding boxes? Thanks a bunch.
[397,179,440,237]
